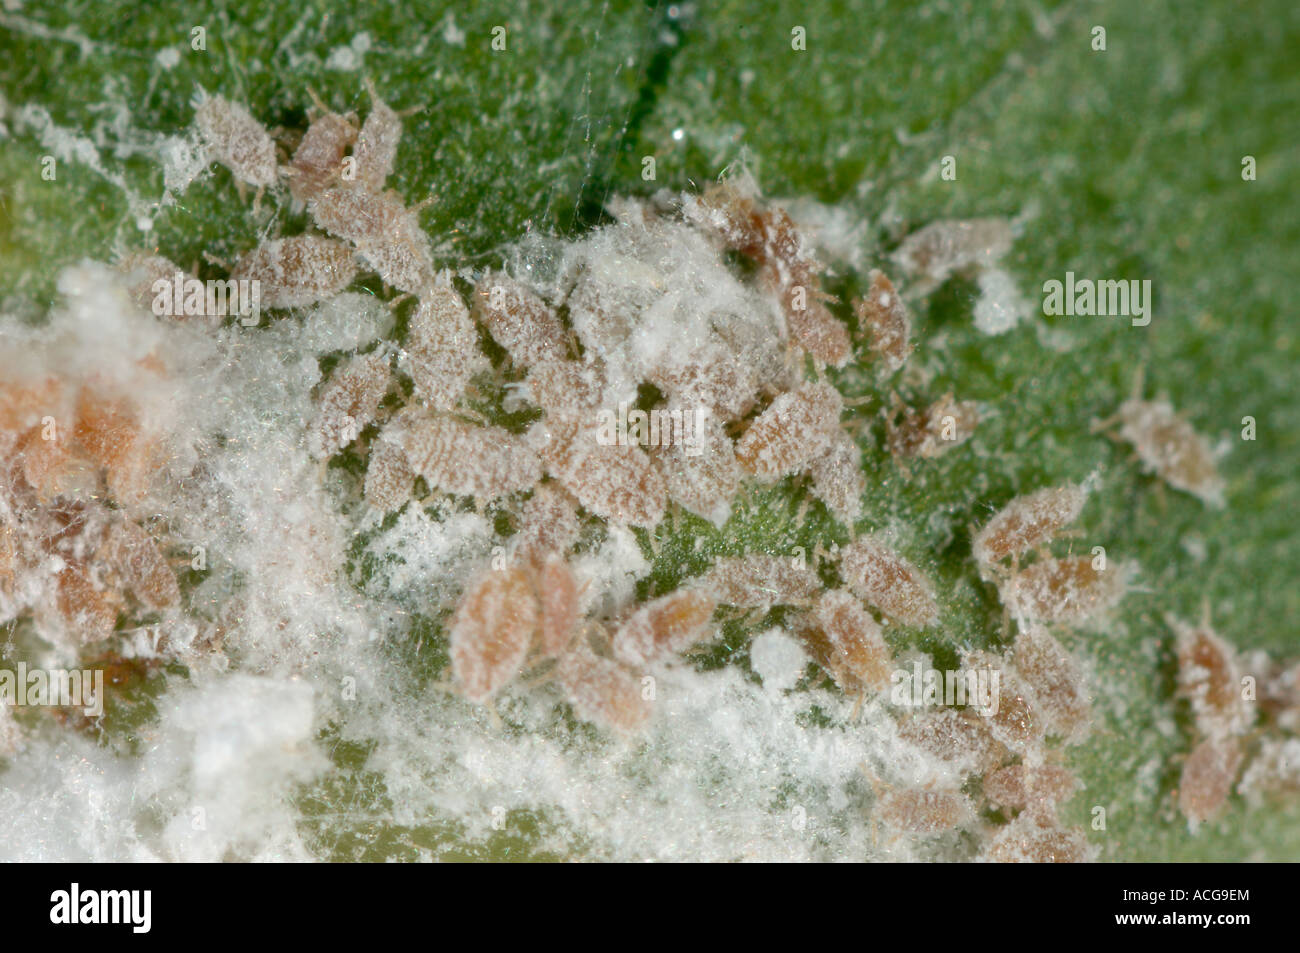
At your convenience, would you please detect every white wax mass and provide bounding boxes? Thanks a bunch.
[749,628,808,692]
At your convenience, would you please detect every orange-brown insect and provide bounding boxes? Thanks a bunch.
[473,273,571,368]
[523,359,607,418]
[981,815,1091,863]
[1002,555,1128,625]
[885,392,978,463]
[735,380,842,479]
[449,565,538,703]
[363,436,414,513]
[838,537,939,628]
[555,640,651,736]
[611,587,717,667]
[807,427,864,526]
[351,78,414,194]
[1178,736,1243,828]
[229,235,358,309]
[1012,626,1092,744]
[647,343,760,420]
[99,519,180,611]
[1170,608,1252,740]
[398,414,541,503]
[874,785,972,835]
[702,554,820,610]
[983,762,1078,821]
[964,649,1044,755]
[972,483,1088,576]
[508,484,581,566]
[532,553,581,659]
[853,269,913,376]
[652,414,742,529]
[812,589,892,692]
[308,351,391,459]
[533,415,666,527]
[55,562,122,644]
[283,91,357,205]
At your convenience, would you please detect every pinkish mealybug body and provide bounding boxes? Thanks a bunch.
[854,269,913,375]
[309,187,435,296]
[735,380,842,479]
[100,518,181,611]
[1001,555,1128,625]
[308,351,391,459]
[812,589,892,692]
[230,235,358,309]
[702,554,819,610]
[533,415,666,527]
[972,483,1088,574]
[555,641,651,736]
[875,786,972,835]
[1012,626,1092,744]
[611,587,717,667]
[839,537,939,628]
[398,415,541,502]
[449,565,538,703]
[351,78,406,194]
[1179,736,1243,828]
[885,392,978,462]
[652,414,742,529]
[892,217,1013,289]
[532,553,581,659]
[981,815,1091,863]
[1112,395,1226,508]
[1170,610,1253,740]
[195,93,278,189]
[807,426,864,525]
[895,708,1008,775]
[473,273,571,368]
[402,276,489,411]
[285,98,357,204]
[363,436,414,512]
[982,763,1078,821]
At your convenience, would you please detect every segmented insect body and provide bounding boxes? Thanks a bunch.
[652,415,742,529]
[524,359,606,418]
[473,274,570,368]
[647,342,759,420]
[895,708,1008,775]
[611,588,717,667]
[885,392,978,462]
[702,555,820,610]
[964,650,1043,755]
[875,787,972,834]
[286,105,357,204]
[854,269,913,375]
[981,815,1091,863]
[308,351,391,459]
[195,93,278,188]
[399,416,541,502]
[449,566,538,702]
[982,763,1078,820]
[807,426,864,526]
[735,381,842,479]
[402,278,489,411]
[839,538,939,628]
[1178,736,1243,827]
[893,217,1013,287]
[56,562,123,644]
[972,484,1087,574]
[508,485,581,566]
[533,416,666,527]
[72,385,157,506]
[555,641,651,735]
[309,187,434,296]
[230,235,358,309]
[774,272,851,368]
[813,589,892,692]
[1171,612,1252,740]
[1113,397,1225,508]
[100,519,180,610]
[1002,556,1127,625]
[533,553,581,659]
[1013,626,1091,743]
[116,253,190,316]
[362,436,414,512]
[352,79,406,194]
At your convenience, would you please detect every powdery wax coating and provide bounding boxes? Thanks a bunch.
[532,553,581,658]
[403,278,489,411]
[1179,736,1243,828]
[964,649,1044,755]
[399,415,541,502]
[508,484,582,566]
[735,381,842,479]
[449,566,538,703]
[351,78,404,194]
[230,235,358,309]
[980,815,1093,863]
[973,484,1088,570]
[310,187,434,296]
[652,415,742,529]
[611,587,717,667]
[838,538,939,628]
[307,351,390,459]
[1002,556,1128,625]
[813,589,892,692]
[854,269,913,375]
[1117,397,1226,508]
[473,272,570,368]
[195,94,277,188]
[982,763,1078,819]
[895,708,1008,776]
[702,554,819,610]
